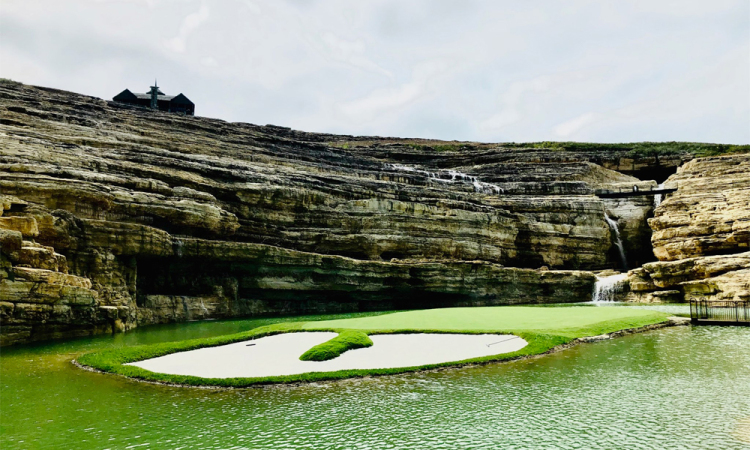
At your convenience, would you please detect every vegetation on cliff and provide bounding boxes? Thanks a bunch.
[503,141,749,158]
[335,139,749,158]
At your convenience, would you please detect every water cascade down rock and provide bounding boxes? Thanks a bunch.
[387,163,504,194]
[592,273,629,303]
[605,214,628,271]
[653,183,665,208]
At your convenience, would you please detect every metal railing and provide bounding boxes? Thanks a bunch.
[690,300,750,325]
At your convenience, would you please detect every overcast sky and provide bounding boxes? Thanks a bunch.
[1,0,748,143]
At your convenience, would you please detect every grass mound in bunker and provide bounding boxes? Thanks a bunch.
[299,330,373,361]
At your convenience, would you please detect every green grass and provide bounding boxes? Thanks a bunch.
[334,140,748,158]
[302,306,664,337]
[299,330,373,361]
[329,140,748,157]
[77,306,671,387]
[502,141,749,158]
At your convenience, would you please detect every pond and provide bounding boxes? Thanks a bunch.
[1,307,749,449]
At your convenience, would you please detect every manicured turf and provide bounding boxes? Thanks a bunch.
[77,306,671,387]
[299,330,373,361]
[303,306,665,337]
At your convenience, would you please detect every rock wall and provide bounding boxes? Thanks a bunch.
[0,199,115,346]
[0,198,596,344]
[0,82,729,345]
[650,154,750,260]
[628,154,750,303]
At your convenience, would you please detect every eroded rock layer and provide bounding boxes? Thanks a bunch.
[1,81,742,345]
[628,154,750,304]
[650,154,750,260]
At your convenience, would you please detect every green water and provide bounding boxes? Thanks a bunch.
[2,309,749,449]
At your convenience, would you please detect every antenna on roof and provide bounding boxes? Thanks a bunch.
[149,79,159,110]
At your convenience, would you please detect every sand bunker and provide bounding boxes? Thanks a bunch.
[127,332,528,379]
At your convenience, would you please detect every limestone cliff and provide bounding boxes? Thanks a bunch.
[628,154,750,304]
[0,81,743,345]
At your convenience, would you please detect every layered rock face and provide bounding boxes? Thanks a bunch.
[628,154,750,303]
[0,198,108,346]
[650,155,750,260]
[0,81,716,345]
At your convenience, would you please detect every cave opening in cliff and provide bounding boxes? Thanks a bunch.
[629,165,679,184]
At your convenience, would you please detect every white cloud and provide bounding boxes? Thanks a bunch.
[479,75,552,131]
[200,56,218,67]
[316,32,392,78]
[0,0,747,143]
[0,46,54,86]
[338,81,423,119]
[336,59,452,121]
[479,110,522,130]
[241,0,262,15]
[554,113,599,138]
[164,3,210,54]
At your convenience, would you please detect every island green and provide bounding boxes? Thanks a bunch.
[77,306,670,387]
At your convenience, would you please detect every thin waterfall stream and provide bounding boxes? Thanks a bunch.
[653,183,665,208]
[604,213,628,271]
[387,163,504,194]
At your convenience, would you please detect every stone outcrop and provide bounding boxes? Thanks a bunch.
[650,154,750,261]
[134,239,597,324]
[628,154,750,303]
[1,81,744,345]
[340,141,699,182]
[0,196,596,344]
[628,252,750,303]
[0,200,109,346]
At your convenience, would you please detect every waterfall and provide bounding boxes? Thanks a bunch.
[605,214,628,270]
[173,239,184,258]
[592,273,629,303]
[653,183,665,208]
[387,164,504,194]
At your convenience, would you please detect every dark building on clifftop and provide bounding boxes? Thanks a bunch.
[113,81,194,115]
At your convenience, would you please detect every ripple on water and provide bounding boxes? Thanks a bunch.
[735,417,750,444]
[1,323,749,449]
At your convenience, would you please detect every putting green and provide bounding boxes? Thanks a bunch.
[77,305,672,387]
[304,306,667,337]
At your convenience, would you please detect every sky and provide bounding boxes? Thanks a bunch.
[1,0,748,143]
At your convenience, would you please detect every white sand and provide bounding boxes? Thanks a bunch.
[127,332,528,379]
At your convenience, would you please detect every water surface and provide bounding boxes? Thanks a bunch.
[2,309,749,449]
